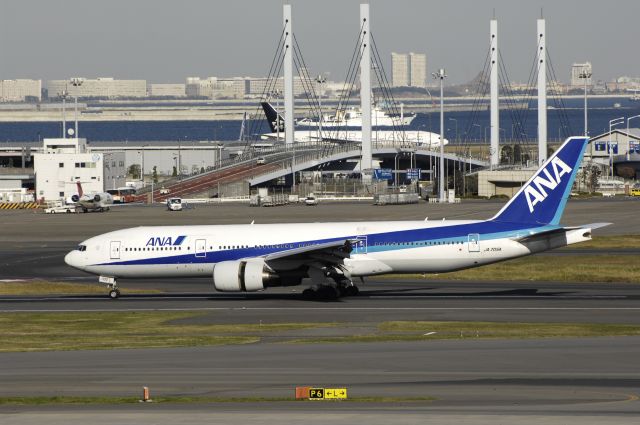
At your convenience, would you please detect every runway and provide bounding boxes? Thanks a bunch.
[1,337,639,423]
[1,280,640,324]
[1,199,639,423]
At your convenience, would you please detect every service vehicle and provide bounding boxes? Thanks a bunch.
[166,197,183,211]
[44,205,76,214]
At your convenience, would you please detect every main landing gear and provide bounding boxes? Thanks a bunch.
[302,281,360,301]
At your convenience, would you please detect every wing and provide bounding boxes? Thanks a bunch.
[262,239,354,271]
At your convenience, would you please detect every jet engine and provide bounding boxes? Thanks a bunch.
[71,195,80,203]
[93,194,101,202]
[213,259,276,292]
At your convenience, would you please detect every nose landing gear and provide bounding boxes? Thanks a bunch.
[99,276,120,299]
[108,285,121,299]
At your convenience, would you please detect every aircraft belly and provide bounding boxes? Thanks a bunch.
[88,263,213,278]
[369,240,529,273]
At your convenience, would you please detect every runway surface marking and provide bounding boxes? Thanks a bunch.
[3,307,640,313]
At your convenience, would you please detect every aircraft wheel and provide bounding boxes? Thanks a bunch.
[108,289,120,299]
[317,285,340,301]
[344,286,359,297]
[302,288,316,300]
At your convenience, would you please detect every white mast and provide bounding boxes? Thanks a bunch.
[360,3,372,171]
[490,18,499,168]
[283,3,294,146]
[537,18,547,165]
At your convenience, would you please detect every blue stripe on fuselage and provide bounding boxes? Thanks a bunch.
[94,220,557,267]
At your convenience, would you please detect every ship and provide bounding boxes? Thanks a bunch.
[297,104,416,128]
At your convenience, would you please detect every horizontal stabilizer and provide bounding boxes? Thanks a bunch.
[578,222,612,230]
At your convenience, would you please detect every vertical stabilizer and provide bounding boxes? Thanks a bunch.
[261,102,285,133]
[491,137,588,225]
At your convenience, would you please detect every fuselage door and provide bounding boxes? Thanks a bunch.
[468,234,480,252]
[195,239,207,258]
[110,241,121,259]
[352,236,368,254]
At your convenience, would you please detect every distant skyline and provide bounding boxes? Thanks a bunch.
[1,0,638,85]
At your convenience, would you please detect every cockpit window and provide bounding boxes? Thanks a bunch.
[77,245,87,252]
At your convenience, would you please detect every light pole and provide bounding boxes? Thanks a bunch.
[272,89,282,142]
[59,88,69,139]
[472,123,481,142]
[627,115,640,139]
[627,115,640,160]
[448,118,458,142]
[139,144,148,183]
[316,74,326,140]
[433,69,447,202]
[579,69,592,137]
[609,117,624,179]
[70,77,84,138]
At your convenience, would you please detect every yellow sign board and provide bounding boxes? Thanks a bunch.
[309,388,347,400]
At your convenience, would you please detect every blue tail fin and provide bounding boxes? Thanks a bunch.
[491,137,589,225]
[261,102,285,133]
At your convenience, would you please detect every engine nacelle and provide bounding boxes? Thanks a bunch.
[93,194,101,202]
[213,259,271,292]
[71,195,80,203]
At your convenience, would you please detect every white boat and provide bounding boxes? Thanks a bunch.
[297,104,416,128]
[260,101,442,146]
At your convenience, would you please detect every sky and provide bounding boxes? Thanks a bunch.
[0,0,638,85]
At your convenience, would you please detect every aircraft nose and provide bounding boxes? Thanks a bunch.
[64,250,82,270]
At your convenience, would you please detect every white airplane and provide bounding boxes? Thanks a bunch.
[67,182,114,213]
[65,137,606,299]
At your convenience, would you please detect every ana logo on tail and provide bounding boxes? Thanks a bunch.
[524,157,573,213]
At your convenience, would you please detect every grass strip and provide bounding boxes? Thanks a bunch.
[396,255,640,283]
[0,395,435,405]
[0,312,334,352]
[289,321,640,344]
[0,280,160,296]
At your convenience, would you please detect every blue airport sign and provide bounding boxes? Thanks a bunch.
[373,168,393,180]
[406,168,421,180]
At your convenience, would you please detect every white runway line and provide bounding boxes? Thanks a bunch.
[2,307,640,313]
